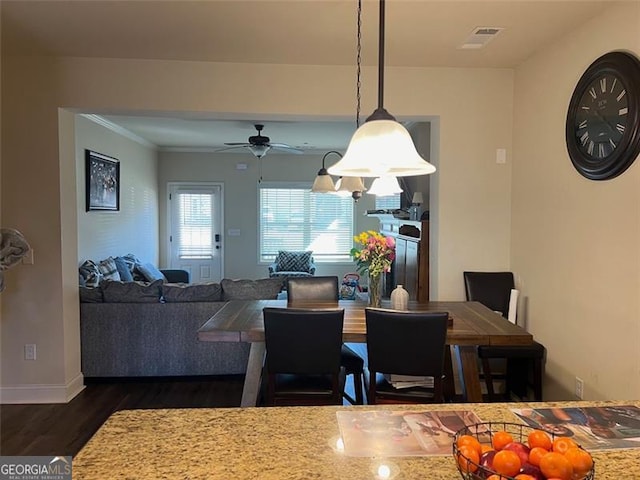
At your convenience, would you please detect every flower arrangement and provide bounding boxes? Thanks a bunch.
[350,230,396,277]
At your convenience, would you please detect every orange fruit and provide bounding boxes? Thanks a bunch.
[564,446,593,479]
[486,476,502,480]
[528,429,553,450]
[515,475,537,480]
[456,434,482,457]
[481,444,494,454]
[528,446,549,467]
[552,436,578,454]
[493,449,522,477]
[492,430,514,451]
[457,444,480,473]
[539,451,574,480]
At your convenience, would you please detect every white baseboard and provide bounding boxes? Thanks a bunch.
[0,373,85,404]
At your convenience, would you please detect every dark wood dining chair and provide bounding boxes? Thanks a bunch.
[364,308,449,404]
[263,307,345,406]
[463,271,545,401]
[286,276,365,405]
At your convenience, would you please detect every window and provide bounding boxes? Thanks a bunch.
[175,192,213,259]
[259,183,354,262]
[375,193,401,211]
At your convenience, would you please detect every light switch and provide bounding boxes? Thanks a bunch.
[496,148,507,164]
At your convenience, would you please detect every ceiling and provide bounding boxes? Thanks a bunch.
[2,0,614,153]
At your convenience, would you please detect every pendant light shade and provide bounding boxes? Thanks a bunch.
[327,0,436,178]
[328,120,435,177]
[367,176,403,196]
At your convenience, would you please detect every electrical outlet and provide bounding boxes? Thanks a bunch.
[24,344,36,360]
[575,376,584,399]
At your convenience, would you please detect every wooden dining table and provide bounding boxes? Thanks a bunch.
[197,299,533,406]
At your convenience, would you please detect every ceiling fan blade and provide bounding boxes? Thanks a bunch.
[270,143,304,154]
[224,142,251,146]
[215,145,249,153]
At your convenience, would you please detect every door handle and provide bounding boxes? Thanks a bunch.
[215,234,221,243]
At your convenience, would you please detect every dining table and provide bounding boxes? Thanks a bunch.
[197,299,533,407]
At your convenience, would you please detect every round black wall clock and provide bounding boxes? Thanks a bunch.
[566,51,640,180]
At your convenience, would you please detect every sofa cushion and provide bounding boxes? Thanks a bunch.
[79,260,101,287]
[221,278,284,300]
[162,282,222,302]
[98,257,121,282]
[137,262,166,283]
[102,279,163,303]
[114,256,134,282]
[275,250,312,272]
[79,286,103,303]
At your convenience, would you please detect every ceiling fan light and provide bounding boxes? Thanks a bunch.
[327,120,436,177]
[311,169,336,193]
[367,176,403,196]
[248,144,271,158]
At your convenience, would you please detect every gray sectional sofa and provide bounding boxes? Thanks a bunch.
[79,277,284,378]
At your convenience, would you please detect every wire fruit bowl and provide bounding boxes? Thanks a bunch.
[452,421,595,480]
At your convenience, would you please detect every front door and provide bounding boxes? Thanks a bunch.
[169,183,223,283]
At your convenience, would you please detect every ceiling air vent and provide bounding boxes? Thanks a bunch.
[459,27,504,50]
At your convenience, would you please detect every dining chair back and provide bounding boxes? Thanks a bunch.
[463,271,545,401]
[285,275,364,405]
[365,308,449,404]
[263,307,345,406]
[286,276,340,302]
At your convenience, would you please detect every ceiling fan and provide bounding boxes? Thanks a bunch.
[218,124,304,158]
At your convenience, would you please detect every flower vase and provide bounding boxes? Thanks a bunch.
[368,274,382,308]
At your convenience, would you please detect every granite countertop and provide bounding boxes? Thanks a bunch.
[72,400,640,479]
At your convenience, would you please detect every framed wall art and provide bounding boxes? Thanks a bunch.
[85,150,120,211]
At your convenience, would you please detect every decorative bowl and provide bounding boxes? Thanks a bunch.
[452,421,595,480]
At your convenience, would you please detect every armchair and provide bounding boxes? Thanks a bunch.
[268,250,316,279]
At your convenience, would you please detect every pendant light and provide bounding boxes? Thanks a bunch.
[311,151,339,193]
[328,0,436,178]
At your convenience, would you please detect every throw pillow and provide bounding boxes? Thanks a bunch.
[276,251,312,272]
[114,256,134,282]
[162,283,222,303]
[79,286,103,303]
[122,253,141,271]
[79,260,101,287]
[221,278,284,301]
[137,262,166,283]
[98,257,121,282]
[102,279,163,303]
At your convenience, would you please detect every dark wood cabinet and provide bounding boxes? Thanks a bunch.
[376,216,430,302]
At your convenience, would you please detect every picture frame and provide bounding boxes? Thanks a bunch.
[85,150,120,211]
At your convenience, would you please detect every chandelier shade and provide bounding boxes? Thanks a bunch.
[367,176,403,196]
[336,176,367,193]
[311,151,339,193]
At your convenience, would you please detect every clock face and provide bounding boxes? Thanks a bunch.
[573,73,628,161]
[566,51,640,180]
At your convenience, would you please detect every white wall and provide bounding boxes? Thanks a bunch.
[1,55,513,401]
[512,2,640,400]
[76,116,159,265]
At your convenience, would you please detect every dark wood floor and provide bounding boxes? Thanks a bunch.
[0,375,245,457]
